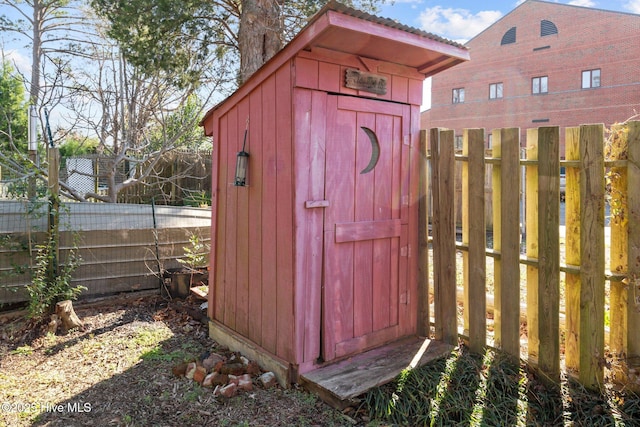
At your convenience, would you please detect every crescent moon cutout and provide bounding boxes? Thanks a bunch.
[360,126,380,174]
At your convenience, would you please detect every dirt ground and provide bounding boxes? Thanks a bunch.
[0,294,356,427]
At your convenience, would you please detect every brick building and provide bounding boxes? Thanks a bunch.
[421,0,640,155]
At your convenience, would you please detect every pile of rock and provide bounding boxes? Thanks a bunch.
[172,349,278,397]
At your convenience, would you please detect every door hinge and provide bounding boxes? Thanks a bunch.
[401,245,410,257]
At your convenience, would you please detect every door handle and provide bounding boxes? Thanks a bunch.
[305,200,329,208]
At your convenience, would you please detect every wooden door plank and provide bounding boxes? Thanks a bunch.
[389,116,403,328]
[335,219,402,242]
[353,112,376,338]
[293,88,327,364]
[305,90,328,363]
[323,99,357,361]
[373,113,394,331]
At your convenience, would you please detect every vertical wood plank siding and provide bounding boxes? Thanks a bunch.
[260,74,279,355]
[212,65,296,362]
[275,65,295,363]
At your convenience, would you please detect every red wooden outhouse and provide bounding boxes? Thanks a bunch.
[201,2,469,386]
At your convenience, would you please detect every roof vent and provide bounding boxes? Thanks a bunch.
[501,27,517,45]
[541,20,558,36]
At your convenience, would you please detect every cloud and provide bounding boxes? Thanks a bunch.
[567,0,596,6]
[418,6,503,42]
[624,0,640,13]
[2,49,31,77]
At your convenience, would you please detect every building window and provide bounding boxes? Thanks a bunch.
[487,134,493,149]
[489,83,503,99]
[532,76,548,94]
[452,88,465,104]
[541,20,558,36]
[501,27,516,45]
[582,69,600,89]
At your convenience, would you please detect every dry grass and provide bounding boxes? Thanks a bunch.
[2,293,639,426]
[0,296,348,427]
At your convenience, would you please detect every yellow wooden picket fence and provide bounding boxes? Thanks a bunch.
[423,122,640,391]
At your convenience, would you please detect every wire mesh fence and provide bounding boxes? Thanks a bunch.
[0,199,211,307]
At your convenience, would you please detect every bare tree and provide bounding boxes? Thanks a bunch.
[1,2,227,203]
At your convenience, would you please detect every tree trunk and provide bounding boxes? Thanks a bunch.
[238,0,283,84]
[55,300,84,334]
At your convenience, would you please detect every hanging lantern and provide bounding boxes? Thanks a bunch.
[234,150,249,186]
[234,118,250,186]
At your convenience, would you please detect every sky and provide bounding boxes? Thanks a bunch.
[378,0,640,43]
[374,0,640,109]
[2,0,640,113]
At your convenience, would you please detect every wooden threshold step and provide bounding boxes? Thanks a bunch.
[299,337,454,409]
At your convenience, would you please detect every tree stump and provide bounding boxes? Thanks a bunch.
[55,300,84,334]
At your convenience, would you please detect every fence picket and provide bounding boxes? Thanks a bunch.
[564,127,581,373]
[537,126,561,382]
[609,123,628,373]
[526,128,540,365]
[418,130,430,337]
[431,128,457,345]
[426,122,637,391]
[493,128,521,358]
[627,121,640,365]
[463,129,486,353]
[579,124,606,390]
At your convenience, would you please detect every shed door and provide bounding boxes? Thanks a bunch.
[322,95,412,362]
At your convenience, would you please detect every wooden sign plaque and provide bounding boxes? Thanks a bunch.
[345,69,387,95]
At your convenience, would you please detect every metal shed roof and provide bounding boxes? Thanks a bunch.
[202,1,469,125]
